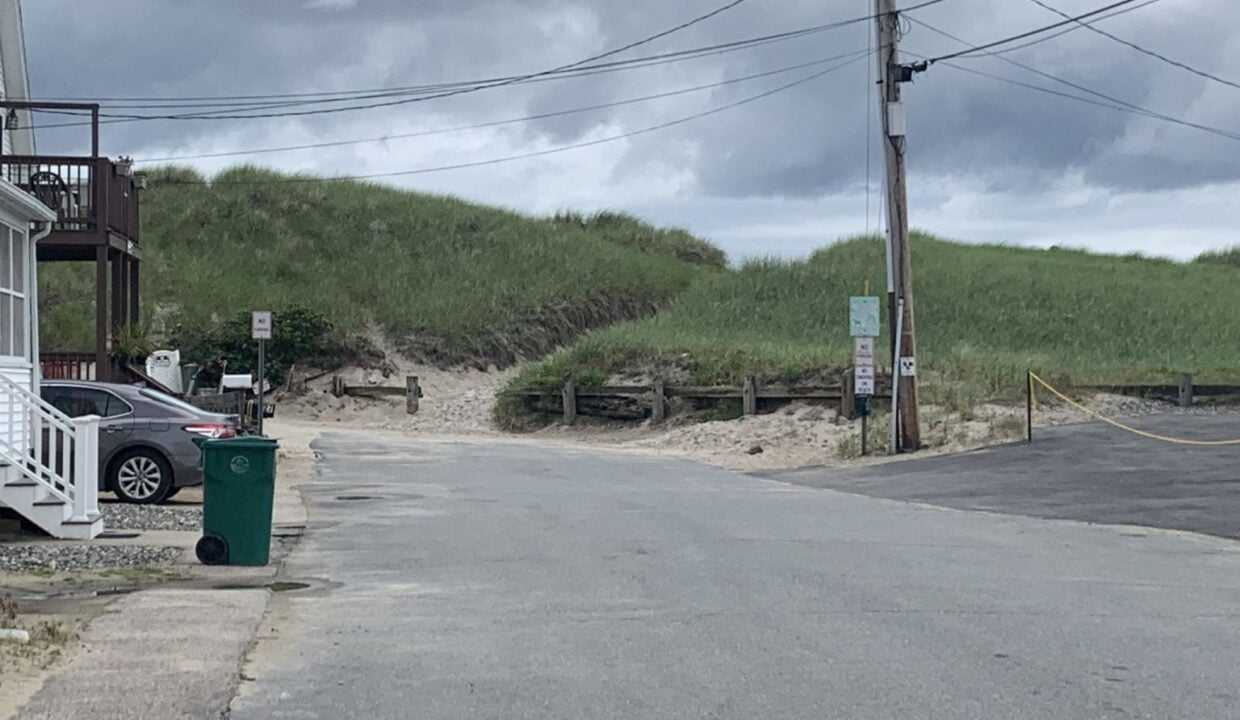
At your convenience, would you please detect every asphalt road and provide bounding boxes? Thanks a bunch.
[770,415,1240,540]
[231,432,1240,719]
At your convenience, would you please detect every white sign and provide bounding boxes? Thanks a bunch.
[853,337,875,367]
[899,356,917,377]
[854,366,876,396]
[849,296,881,338]
[251,311,273,340]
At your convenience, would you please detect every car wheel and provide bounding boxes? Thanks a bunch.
[163,486,182,501]
[111,449,173,504]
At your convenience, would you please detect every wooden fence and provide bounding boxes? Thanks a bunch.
[331,376,424,415]
[514,373,893,424]
[184,391,249,418]
[1076,373,1240,408]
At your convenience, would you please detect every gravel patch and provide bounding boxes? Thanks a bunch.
[101,503,202,531]
[0,544,182,573]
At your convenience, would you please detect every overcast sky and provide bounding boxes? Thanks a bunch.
[22,0,1240,261]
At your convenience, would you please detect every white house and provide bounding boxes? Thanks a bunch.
[0,0,102,539]
[0,181,101,538]
[0,0,35,155]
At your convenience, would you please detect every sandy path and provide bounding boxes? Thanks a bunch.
[274,360,1218,472]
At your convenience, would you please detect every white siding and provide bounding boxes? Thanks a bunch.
[0,208,37,457]
[0,364,31,454]
[0,42,9,156]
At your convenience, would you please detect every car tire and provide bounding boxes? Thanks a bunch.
[110,449,174,505]
[163,486,182,501]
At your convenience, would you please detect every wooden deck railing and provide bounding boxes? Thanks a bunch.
[40,352,99,381]
[0,155,139,242]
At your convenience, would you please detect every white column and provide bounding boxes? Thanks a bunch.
[71,414,100,521]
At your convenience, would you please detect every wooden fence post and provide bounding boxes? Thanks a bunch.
[651,378,667,423]
[1178,373,1194,408]
[331,376,345,398]
[407,376,420,415]
[841,368,856,420]
[562,379,577,425]
[742,376,757,416]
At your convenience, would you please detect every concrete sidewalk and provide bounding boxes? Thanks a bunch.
[16,589,267,720]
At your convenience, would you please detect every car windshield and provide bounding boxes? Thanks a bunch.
[139,387,214,415]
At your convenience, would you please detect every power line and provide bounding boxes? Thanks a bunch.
[988,0,1161,56]
[36,0,951,125]
[925,0,1144,63]
[33,0,754,127]
[160,52,873,186]
[134,49,872,164]
[904,18,1240,142]
[36,39,826,129]
[48,25,828,110]
[33,23,842,130]
[1024,0,1240,92]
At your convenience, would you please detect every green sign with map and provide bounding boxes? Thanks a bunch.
[849,296,881,337]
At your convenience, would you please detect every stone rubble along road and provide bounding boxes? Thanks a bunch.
[99,502,202,532]
[0,544,182,574]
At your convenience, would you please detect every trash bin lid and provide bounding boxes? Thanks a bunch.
[199,437,279,450]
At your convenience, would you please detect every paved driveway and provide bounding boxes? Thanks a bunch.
[231,431,1240,719]
[769,415,1240,540]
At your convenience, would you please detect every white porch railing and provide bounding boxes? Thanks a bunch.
[0,373,99,523]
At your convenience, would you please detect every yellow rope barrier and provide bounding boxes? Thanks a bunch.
[1028,372,1240,447]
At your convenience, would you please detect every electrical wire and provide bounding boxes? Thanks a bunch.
[988,0,1160,55]
[32,24,849,130]
[160,52,873,186]
[1024,0,1240,92]
[32,0,754,127]
[926,0,1144,63]
[904,19,1240,142]
[133,49,873,164]
[55,26,832,111]
[35,39,828,129]
[35,0,951,124]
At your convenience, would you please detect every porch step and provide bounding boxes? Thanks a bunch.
[58,515,105,540]
[0,469,103,540]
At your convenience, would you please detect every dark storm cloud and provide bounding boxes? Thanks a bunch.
[21,0,1240,198]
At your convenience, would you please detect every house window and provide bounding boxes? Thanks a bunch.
[0,223,28,360]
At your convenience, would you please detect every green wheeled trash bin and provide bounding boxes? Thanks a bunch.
[194,436,279,566]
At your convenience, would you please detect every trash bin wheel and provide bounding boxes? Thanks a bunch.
[196,534,229,565]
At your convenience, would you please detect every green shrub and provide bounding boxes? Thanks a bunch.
[171,307,374,387]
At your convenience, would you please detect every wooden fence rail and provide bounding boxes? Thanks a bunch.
[515,374,894,425]
[331,375,424,415]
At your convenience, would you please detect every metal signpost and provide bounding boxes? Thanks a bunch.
[849,296,881,455]
[251,311,272,436]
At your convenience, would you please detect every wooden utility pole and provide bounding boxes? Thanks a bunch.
[875,0,921,451]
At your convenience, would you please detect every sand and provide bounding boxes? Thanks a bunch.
[281,361,515,437]
[276,358,1223,472]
